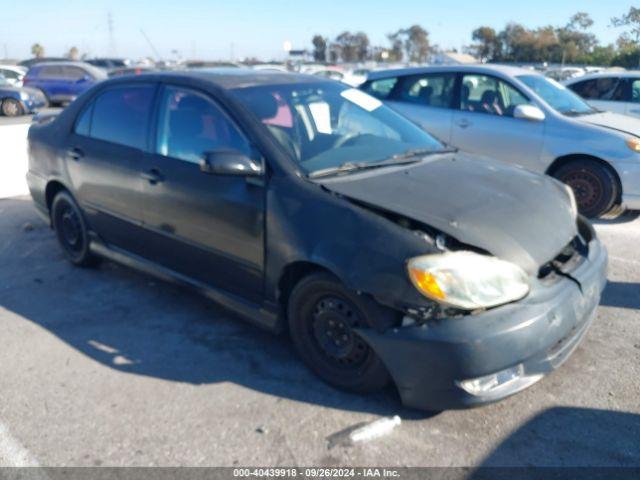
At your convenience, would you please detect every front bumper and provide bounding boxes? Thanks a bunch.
[20,95,47,113]
[617,160,640,210]
[357,238,608,411]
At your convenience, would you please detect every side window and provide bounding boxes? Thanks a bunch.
[568,79,596,98]
[362,78,398,100]
[572,77,625,101]
[398,73,455,108]
[91,85,155,149]
[74,102,93,136]
[632,80,640,103]
[63,66,88,80]
[41,65,65,78]
[460,74,529,117]
[1,70,19,80]
[156,87,252,164]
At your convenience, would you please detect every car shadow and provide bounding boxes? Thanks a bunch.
[601,281,640,310]
[0,197,434,418]
[467,407,640,473]
[592,209,640,225]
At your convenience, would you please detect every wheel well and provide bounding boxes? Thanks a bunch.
[45,181,68,213]
[277,261,333,309]
[546,154,623,204]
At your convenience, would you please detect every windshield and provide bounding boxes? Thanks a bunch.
[231,82,446,175]
[517,74,595,116]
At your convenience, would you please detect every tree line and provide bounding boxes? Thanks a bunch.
[311,7,640,68]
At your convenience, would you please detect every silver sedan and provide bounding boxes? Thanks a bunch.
[361,65,640,217]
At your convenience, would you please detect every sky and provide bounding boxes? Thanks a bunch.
[1,0,637,61]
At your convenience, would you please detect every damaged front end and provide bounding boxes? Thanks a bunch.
[354,214,608,410]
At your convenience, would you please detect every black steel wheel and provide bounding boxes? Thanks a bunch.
[288,272,392,393]
[553,159,618,218]
[51,190,101,267]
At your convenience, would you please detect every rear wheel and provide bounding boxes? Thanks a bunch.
[1,98,24,117]
[287,273,391,393]
[51,191,101,267]
[553,159,618,218]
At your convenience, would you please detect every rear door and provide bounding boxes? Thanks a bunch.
[568,77,628,114]
[37,65,66,100]
[66,83,156,254]
[62,65,93,98]
[385,72,456,143]
[450,73,545,171]
[137,84,265,300]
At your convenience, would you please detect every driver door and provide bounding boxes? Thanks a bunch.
[450,74,545,172]
[138,85,265,301]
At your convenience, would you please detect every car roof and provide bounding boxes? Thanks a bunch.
[115,68,330,89]
[366,64,538,81]
[565,70,640,84]
[32,61,95,68]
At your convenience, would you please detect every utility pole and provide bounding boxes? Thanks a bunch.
[107,12,116,56]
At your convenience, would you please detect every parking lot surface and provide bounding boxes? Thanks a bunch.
[0,123,639,467]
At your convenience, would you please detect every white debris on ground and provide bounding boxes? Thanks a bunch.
[327,415,402,449]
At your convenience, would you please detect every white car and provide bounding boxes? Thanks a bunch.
[0,65,27,87]
[565,71,640,118]
[361,65,640,217]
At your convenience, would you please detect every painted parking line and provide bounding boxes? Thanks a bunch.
[0,422,40,467]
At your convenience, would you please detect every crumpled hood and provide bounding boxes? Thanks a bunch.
[319,153,577,275]
[578,111,640,137]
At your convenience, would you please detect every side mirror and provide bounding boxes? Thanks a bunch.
[513,104,546,122]
[200,150,263,176]
[77,75,92,83]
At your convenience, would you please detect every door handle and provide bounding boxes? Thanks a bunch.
[456,118,471,128]
[141,168,164,185]
[67,147,84,161]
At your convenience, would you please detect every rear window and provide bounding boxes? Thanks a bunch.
[89,85,155,149]
[361,77,398,100]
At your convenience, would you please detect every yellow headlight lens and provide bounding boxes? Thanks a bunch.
[408,268,446,300]
[626,138,640,152]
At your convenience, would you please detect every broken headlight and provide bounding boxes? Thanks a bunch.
[407,251,530,310]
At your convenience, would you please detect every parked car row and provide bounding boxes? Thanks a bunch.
[27,69,608,411]
[0,73,47,116]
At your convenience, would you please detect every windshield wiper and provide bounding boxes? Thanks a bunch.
[390,146,456,161]
[562,109,597,117]
[308,159,417,178]
[308,148,456,179]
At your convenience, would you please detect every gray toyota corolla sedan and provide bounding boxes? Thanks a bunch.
[27,70,607,410]
[361,64,640,218]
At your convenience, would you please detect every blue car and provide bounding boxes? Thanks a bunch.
[23,61,106,106]
[0,74,47,116]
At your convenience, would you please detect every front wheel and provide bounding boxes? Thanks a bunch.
[553,159,619,218]
[51,191,101,267]
[1,98,24,117]
[287,273,391,393]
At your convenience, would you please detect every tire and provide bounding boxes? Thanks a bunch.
[51,191,101,267]
[1,98,24,117]
[553,159,619,218]
[287,272,392,393]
